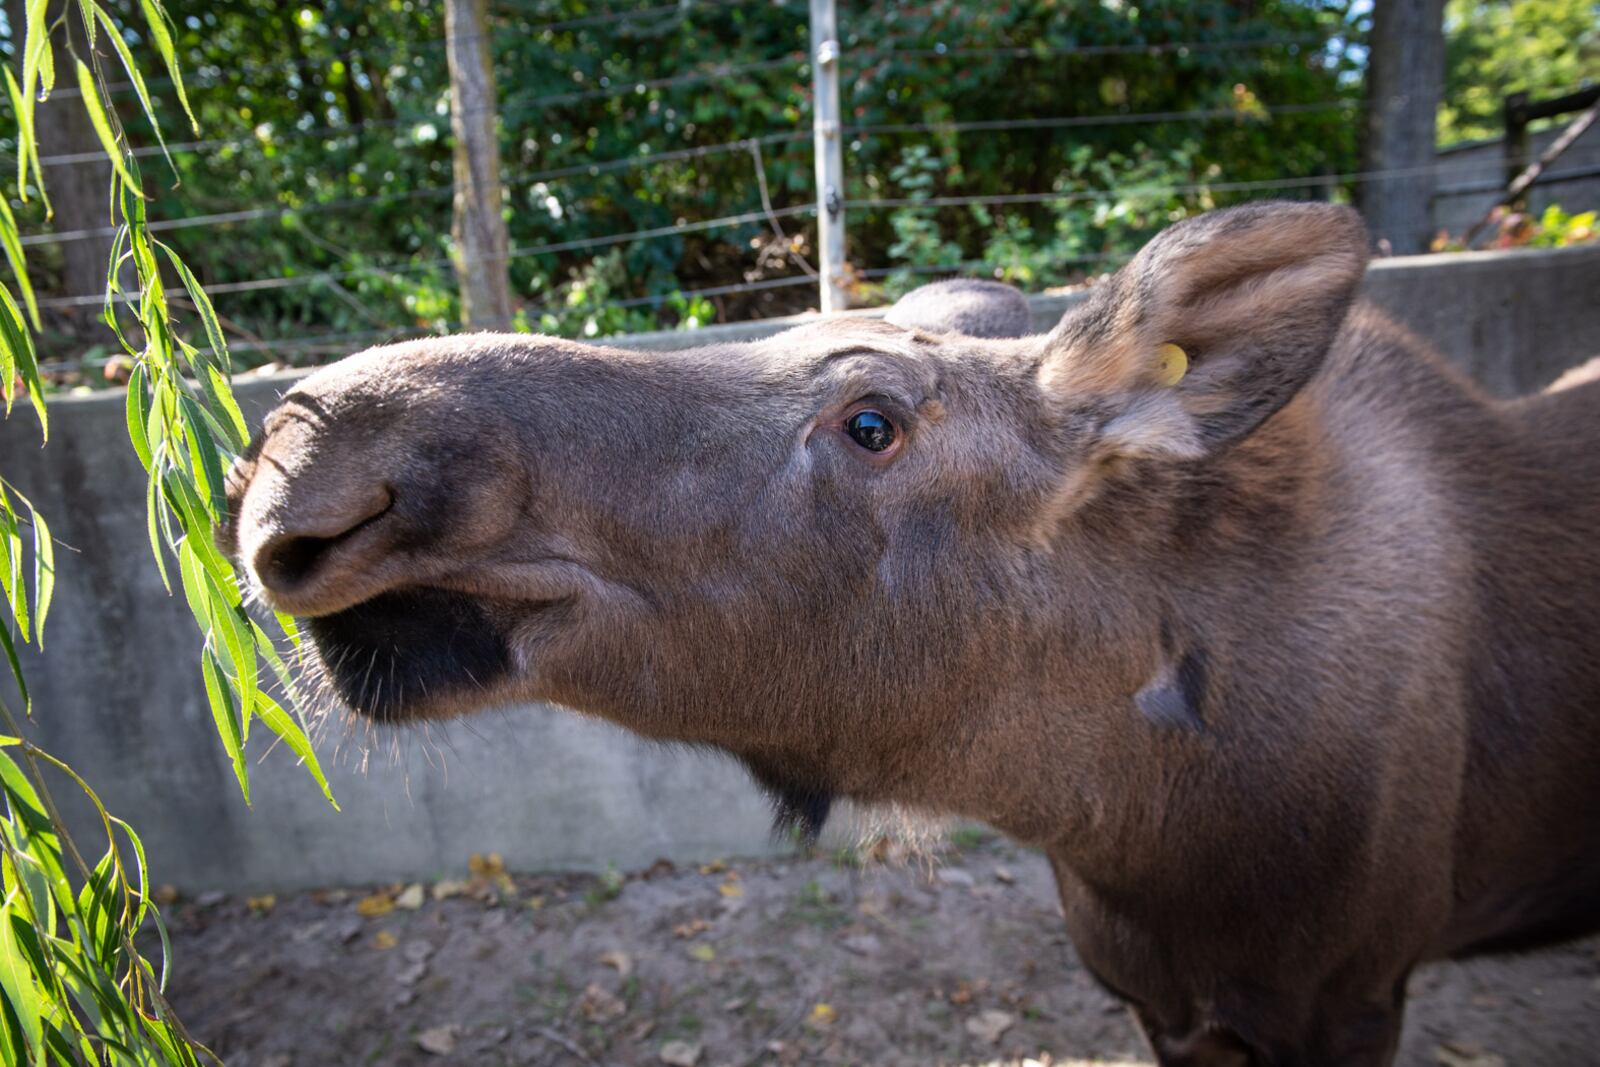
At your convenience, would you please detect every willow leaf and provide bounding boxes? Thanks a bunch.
[92,4,174,175]
[136,0,195,132]
[71,60,141,199]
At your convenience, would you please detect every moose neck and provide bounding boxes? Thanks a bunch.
[911,396,1335,858]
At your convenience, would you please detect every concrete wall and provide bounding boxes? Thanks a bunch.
[3,243,1597,892]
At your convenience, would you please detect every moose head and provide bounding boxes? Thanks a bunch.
[222,202,1367,838]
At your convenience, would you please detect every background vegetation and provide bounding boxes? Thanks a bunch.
[3,0,1595,381]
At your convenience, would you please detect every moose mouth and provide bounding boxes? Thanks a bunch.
[305,586,513,723]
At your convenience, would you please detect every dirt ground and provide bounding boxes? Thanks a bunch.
[161,833,1600,1067]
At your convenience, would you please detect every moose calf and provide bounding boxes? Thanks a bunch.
[222,203,1600,1066]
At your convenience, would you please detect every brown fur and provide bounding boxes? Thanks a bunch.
[884,277,1034,338]
[220,203,1600,1066]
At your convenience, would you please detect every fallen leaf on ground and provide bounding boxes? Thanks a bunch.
[1435,1042,1506,1067]
[525,895,546,910]
[687,943,716,963]
[807,1002,837,1028]
[698,860,727,875]
[949,980,975,1005]
[469,852,505,878]
[154,885,179,905]
[599,950,633,976]
[993,866,1016,884]
[246,895,276,914]
[673,918,710,939]
[580,982,627,1022]
[416,1025,458,1055]
[356,893,395,918]
[395,883,426,910]
[718,880,744,898]
[659,1039,702,1066]
[372,930,398,950]
[431,879,470,901]
[965,1009,1015,1044]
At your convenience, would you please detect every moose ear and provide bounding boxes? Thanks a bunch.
[1042,202,1369,459]
[885,278,1033,338]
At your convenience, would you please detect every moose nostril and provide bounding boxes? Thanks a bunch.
[259,534,340,590]
[251,492,394,594]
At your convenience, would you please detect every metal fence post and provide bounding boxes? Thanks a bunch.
[809,0,847,313]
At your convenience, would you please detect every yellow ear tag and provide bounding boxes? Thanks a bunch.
[1154,343,1188,387]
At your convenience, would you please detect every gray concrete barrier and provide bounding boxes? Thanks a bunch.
[3,243,1597,892]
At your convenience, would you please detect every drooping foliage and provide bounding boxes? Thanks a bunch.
[1,1,332,1061]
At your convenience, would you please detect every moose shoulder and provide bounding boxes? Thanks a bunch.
[221,202,1600,1067]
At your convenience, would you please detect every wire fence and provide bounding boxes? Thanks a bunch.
[13,2,1592,371]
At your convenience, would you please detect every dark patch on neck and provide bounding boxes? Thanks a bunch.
[740,755,834,844]
[1135,622,1208,732]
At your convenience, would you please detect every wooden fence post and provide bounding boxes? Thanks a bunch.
[809,0,847,313]
[1359,0,1446,255]
[445,0,514,330]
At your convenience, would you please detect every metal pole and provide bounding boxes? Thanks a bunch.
[809,0,847,313]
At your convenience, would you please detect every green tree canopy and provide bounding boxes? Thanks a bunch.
[1441,0,1600,144]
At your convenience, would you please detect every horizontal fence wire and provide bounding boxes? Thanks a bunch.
[846,145,1600,211]
[31,142,1599,372]
[33,271,822,371]
[22,131,811,247]
[36,204,818,308]
[853,252,1128,280]
[22,99,1360,248]
[35,140,1600,309]
[26,33,1333,167]
[34,134,1587,303]
[31,55,808,167]
[45,0,772,99]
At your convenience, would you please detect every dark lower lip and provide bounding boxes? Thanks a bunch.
[306,586,511,722]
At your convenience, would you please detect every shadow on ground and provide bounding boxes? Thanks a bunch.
[161,834,1600,1066]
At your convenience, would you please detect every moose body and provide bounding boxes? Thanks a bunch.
[222,203,1600,1066]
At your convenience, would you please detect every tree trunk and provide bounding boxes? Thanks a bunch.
[1359,0,1446,255]
[7,0,116,316]
[444,0,512,330]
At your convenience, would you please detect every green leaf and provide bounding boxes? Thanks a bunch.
[73,852,119,968]
[137,0,196,133]
[71,60,142,200]
[1,493,26,644]
[0,198,38,331]
[176,395,228,523]
[157,244,231,376]
[125,362,153,470]
[0,284,46,437]
[26,507,50,646]
[1,68,46,215]
[255,695,337,808]
[106,818,149,935]
[143,459,171,595]
[200,648,249,802]
[0,752,70,920]
[0,624,27,715]
[91,4,175,177]
[0,893,44,1061]
[203,365,249,455]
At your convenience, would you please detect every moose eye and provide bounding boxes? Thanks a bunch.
[845,409,898,453]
